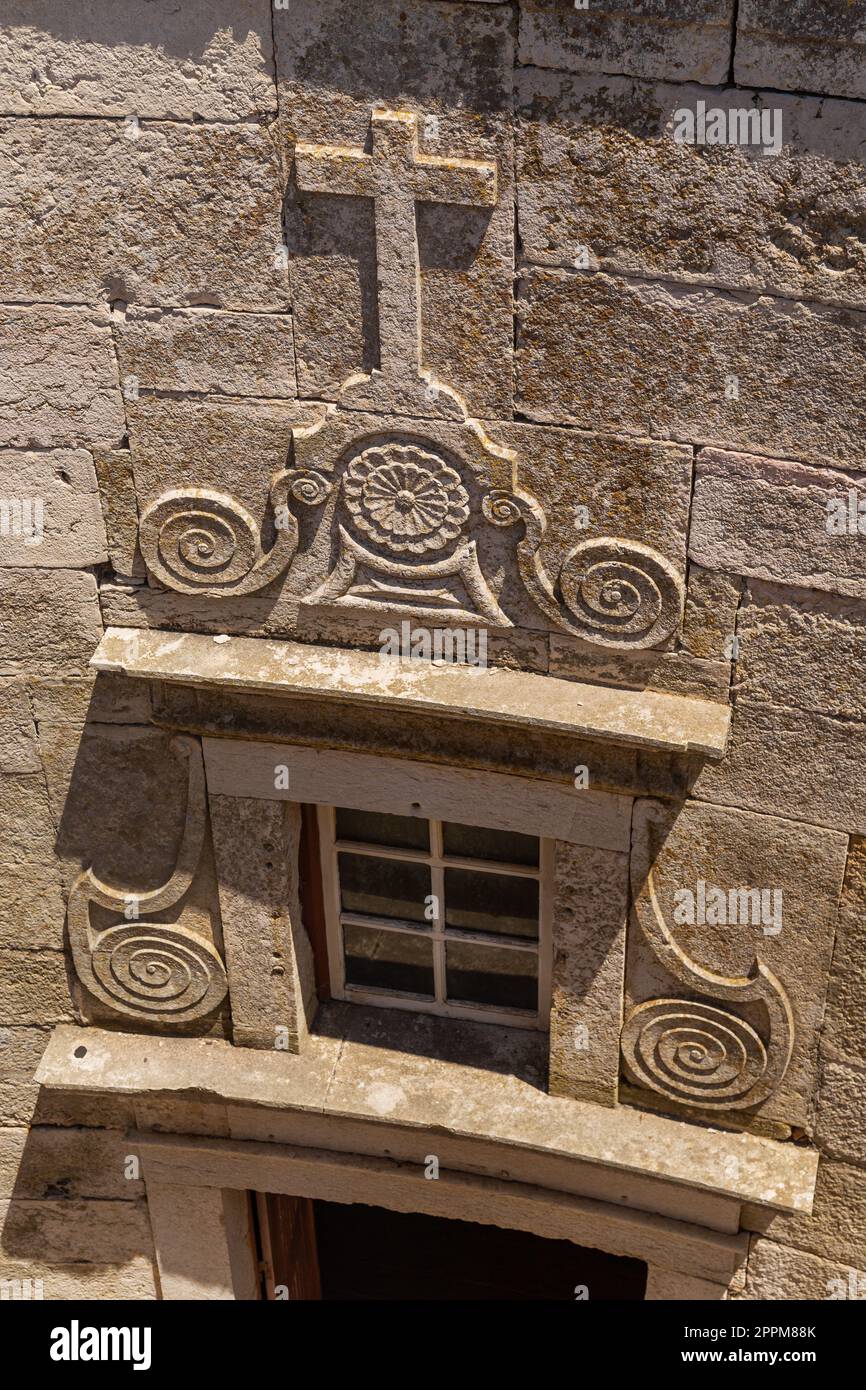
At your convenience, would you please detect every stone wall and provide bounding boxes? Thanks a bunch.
[2,0,866,1300]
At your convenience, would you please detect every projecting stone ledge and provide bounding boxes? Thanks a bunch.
[92,627,731,759]
[37,1024,817,1217]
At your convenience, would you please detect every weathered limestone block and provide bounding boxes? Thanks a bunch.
[0,1027,135,1129]
[92,449,144,581]
[0,1255,156,1300]
[0,702,82,960]
[0,1028,52,1126]
[99,581,301,642]
[735,581,866,724]
[517,71,866,310]
[209,795,316,1051]
[550,639,730,704]
[0,862,66,951]
[504,424,691,580]
[0,0,277,118]
[516,270,866,470]
[0,120,287,309]
[0,1197,152,1265]
[41,723,207,889]
[519,1,734,84]
[691,450,866,601]
[0,681,39,774]
[736,0,866,102]
[821,837,866,1066]
[816,1061,866,1166]
[275,0,515,418]
[145,1182,254,1299]
[695,700,866,834]
[682,565,740,660]
[0,951,73,1026]
[134,1096,230,1139]
[126,395,316,530]
[30,673,153,728]
[741,1238,866,1301]
[0,451,106,569]
[549,843,629,1106]
[0,774,57,865]
[645,1266,729,1300]
[744,1160,866,1271]
[0,307,124,449]
[0,1127,143,1200]
[625,799,847,1127]
[293,611,549,677]
[115,307,296,398]
[0,570,102,677]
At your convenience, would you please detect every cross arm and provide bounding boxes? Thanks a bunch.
[412,152,497,208]
[294,141,375,198]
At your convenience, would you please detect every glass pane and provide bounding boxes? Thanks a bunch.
[444,868,539,940]
[335,807,429,852]
[442,822,539,867]
[339,852,430,924]
[446,941,537,1013]
[344,924,435,997]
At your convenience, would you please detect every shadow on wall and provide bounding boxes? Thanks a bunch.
[5,0,270,62]
[2,0,277,120]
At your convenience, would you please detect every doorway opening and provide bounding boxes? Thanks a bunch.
[255,1194,647,1300]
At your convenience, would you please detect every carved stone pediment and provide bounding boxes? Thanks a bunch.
[135,106,684,650]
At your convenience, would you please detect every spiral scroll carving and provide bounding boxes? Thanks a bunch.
[622,800,794,1112]
[138,472,330,597]
[88,923,227,1018]
[621,999,770,1109]
[559,539,682,649]
[481,490,524,528]
[67,737,228,1026]
[479,490,684,649]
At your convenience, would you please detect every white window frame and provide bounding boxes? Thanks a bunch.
[317,804,553,1031]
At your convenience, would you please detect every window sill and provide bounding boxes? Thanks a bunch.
[92,627,731,758]
[37,1021,816,1220]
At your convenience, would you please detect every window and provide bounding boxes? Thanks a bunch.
[317,806,552,1029]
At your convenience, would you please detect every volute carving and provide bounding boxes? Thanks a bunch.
[621,800,794,1111]
[138,473,330,596]
[67,737,228,1024]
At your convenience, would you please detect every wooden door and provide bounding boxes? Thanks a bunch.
[256,1193,322,1300]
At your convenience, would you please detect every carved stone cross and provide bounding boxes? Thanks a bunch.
[294,108,497,412]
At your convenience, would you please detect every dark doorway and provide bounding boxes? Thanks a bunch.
[258,1194,646,1300]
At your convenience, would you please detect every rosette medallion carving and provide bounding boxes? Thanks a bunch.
[343,444,470,555]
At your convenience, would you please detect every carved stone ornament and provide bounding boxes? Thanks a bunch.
[67,737,228,1024]
[343,444,470,555]
[135,108,684,650]
[621,801,794,1111]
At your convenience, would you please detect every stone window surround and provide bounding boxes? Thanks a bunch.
[202,731,629,1084]
[43,624,818,1297]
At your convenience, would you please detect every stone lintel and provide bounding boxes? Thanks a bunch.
[91,627,731,758]
[37,1024,817,1217]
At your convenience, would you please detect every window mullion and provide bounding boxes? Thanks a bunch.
[429,819,446,1004]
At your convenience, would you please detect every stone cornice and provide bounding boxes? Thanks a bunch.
[92,627,731,758]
